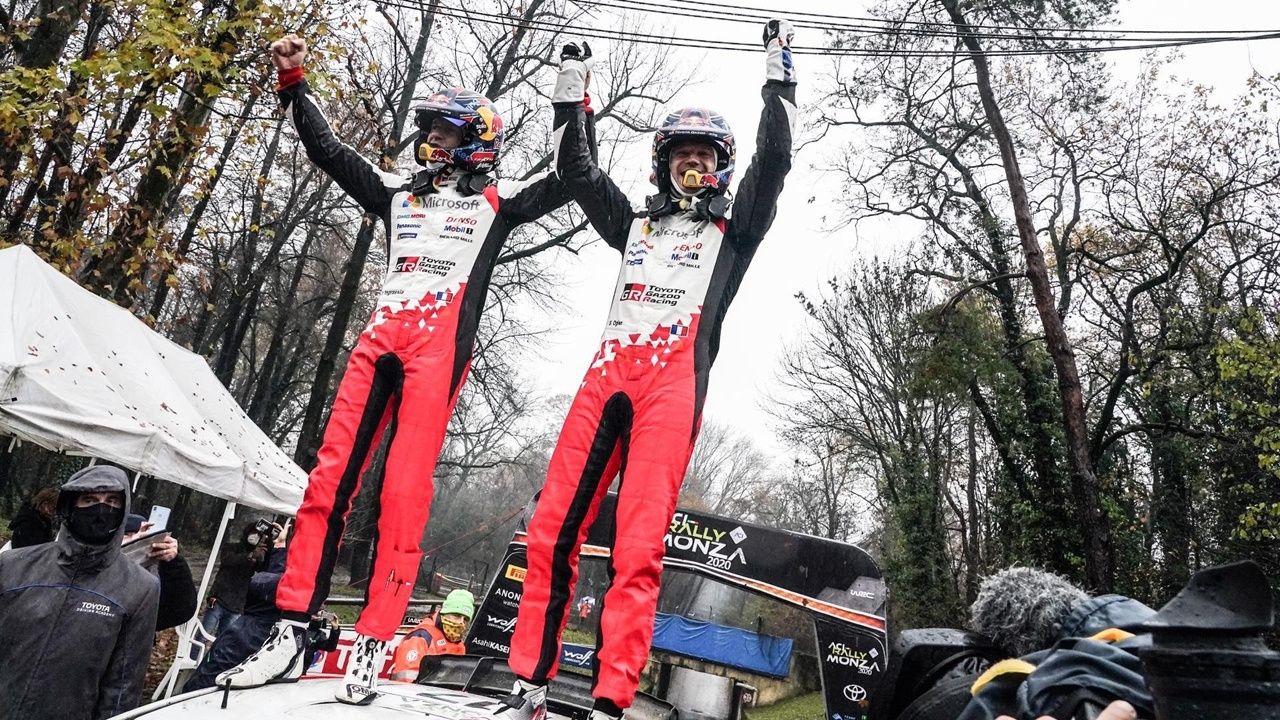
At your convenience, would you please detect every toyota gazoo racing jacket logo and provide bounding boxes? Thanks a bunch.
[826,641,880,676]
[394,255,457,276]
[665,512,747,571]
[618,283,685,306]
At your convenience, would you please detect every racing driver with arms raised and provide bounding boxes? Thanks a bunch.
[498,19,798,720]
[217,33,589,705]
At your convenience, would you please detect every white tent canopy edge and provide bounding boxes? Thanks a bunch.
[0,243,306,514]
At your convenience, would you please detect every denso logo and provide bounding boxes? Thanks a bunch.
[446,216,478,225]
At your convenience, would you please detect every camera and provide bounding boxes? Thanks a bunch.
[252,519,282,545]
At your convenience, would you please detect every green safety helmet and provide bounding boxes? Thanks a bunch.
[441,589,476,620]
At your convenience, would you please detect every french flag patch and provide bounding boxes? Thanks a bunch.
[670,322,689,337]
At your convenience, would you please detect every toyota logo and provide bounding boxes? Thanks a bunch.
[842,684,867,702]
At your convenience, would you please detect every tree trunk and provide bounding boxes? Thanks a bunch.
[293,216,378,470]
[148,85,265,322]
[0,0,91,202]
[943,0,1113,589]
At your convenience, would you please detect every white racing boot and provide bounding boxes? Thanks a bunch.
[215,619,307,688]
[493,680,548,720]
[336,634,387,705]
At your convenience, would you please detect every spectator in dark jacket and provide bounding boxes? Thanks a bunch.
[0,466,160,720]
[8,486,59,548]
[123,513,198,631]
[201,523,273,636]
[184,546,287,692]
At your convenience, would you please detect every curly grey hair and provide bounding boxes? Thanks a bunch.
[969,567,1090,657]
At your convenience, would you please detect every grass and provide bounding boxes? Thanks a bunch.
[744,692,825,720]
[561,627,596,646]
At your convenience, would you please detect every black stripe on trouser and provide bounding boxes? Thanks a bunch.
[362,388,403,609]
[533,392,633,682]
[307,352,405,614]
[590,432,629,696]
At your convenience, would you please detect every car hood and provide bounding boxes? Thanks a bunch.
[118,679,569,720]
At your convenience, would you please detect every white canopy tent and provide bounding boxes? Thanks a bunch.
[0,243,308,696]
[0,243,306,512]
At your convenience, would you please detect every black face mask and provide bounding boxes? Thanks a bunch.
[67,503,124,544]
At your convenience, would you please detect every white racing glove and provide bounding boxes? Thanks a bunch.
[763,19,796,83]
[553,41,593,104]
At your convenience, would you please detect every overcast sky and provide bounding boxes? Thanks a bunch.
[518,0,1280,460]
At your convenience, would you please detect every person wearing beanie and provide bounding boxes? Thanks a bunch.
[0,465,160,719]
[389,588,476,682]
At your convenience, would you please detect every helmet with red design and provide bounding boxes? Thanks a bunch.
[411,87,505,173]
[650,106,735,195]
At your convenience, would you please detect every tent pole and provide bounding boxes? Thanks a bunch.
[132,470,142,494]
[196,500,236,607]
[156,499,236,699]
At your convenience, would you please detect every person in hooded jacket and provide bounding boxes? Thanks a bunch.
[0,465,160,720]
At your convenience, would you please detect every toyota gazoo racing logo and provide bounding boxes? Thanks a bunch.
[620,282,646,301]
[618,283,685,306]
[665,512,746,570]
[393,255,456,276]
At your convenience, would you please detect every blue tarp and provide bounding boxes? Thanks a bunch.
[650,612,793,678]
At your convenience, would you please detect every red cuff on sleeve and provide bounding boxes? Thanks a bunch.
[276,65,305,91]
[584,91,593,113]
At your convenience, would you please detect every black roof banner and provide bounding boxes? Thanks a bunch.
[468,493,889,720]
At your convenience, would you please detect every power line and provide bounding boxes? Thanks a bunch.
[585,0,1280,45]
[379,0,1280,59]
[618,0,1280,37]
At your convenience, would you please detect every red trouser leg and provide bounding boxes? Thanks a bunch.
[510,377,627,685]
[355,345,465,640]
[277,332,398,617]
[592,371,699,708]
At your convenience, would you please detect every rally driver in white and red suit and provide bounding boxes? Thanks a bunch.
[500,20,798,720]
[217,34,590,705]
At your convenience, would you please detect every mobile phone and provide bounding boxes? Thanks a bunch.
[149,505,171,531]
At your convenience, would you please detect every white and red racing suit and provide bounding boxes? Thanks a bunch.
[508,71,797,706]
[273,70,583,641]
